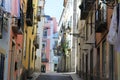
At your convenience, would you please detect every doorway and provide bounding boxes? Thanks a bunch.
[0,54,5,80]
[90,49,93,80]
[41,65,46,73]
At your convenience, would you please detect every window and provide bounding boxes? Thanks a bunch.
[82,27,85,40]
[42,42,46,49]
[32,47,34,60]
[90,49,93,79]
[42,53,46,59]
[102,40,106,77]
[3,13,9,32]
[15,62,17,71]
[90,13,93,34]
[0,54,5,80]
[98,0,107,22]
[43,30,47,37]
[109,45,115,80]
[97,46,100,77]
[23,31,27,59]
[28,39,31,69]
[86,22,88,40]
[0,15,2,39]
[86,54,88,77]
[0,9,3,39]
[82,53,84,72]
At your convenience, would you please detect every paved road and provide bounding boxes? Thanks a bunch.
[36,74,73,80]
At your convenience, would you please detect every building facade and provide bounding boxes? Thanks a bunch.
[49,18,58,72]
[41,16,58,72]
[0,1,11,80]
[76,0,120,80]
[57,0,80,72]
[22,0,39,79]
[35,0,45,72]
[41,16,51,72]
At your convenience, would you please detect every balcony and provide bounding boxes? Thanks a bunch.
[26,0,33,26]
[41,58,49,62]
[12,13,24,34]
[33,36,39,49]
[79,0,95,20]
[95,8,107,32]
[41,53,49,62]
[12,8,24,34]
[17,10,24,34]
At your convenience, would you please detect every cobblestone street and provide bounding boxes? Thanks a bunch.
[36,74,73,80]
[32,72,82,80]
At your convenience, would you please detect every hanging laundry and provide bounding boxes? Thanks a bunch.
[11,0,20,18]
[107,3,120,52]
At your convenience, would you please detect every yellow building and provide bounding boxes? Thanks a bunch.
[22,0,39,78]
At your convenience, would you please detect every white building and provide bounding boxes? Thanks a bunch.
[57,0,81,72]
[35,0,45,72]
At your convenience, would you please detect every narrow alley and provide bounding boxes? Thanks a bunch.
[36,74,73,80]
[28,72,82,80]
[0,0,120,80]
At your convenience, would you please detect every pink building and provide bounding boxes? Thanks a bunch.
[41,18,51,72]
[41,16,58,72]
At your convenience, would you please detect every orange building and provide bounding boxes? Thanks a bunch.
[8,0,24,80]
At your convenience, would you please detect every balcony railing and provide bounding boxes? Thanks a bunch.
[26,0,33,26]
[41,58,49,62]
[41,53,49,62]
[12,9,24,34]
[79,0,95,20]
[95,7,107,32]
[18,10,24,34]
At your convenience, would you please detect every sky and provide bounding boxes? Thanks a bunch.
[45,0,64,22]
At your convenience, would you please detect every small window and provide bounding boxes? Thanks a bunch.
[86,22,88,40]
[15,62,17,71]
[0,54,5,80]
[43,30,47,37]
[91,14,93,34]
[0,15,3,39]
[102,40,106,77]
[32,47,34,60]
[42,42,46,48]
[0,10,3,39]
[3,16,8,32]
